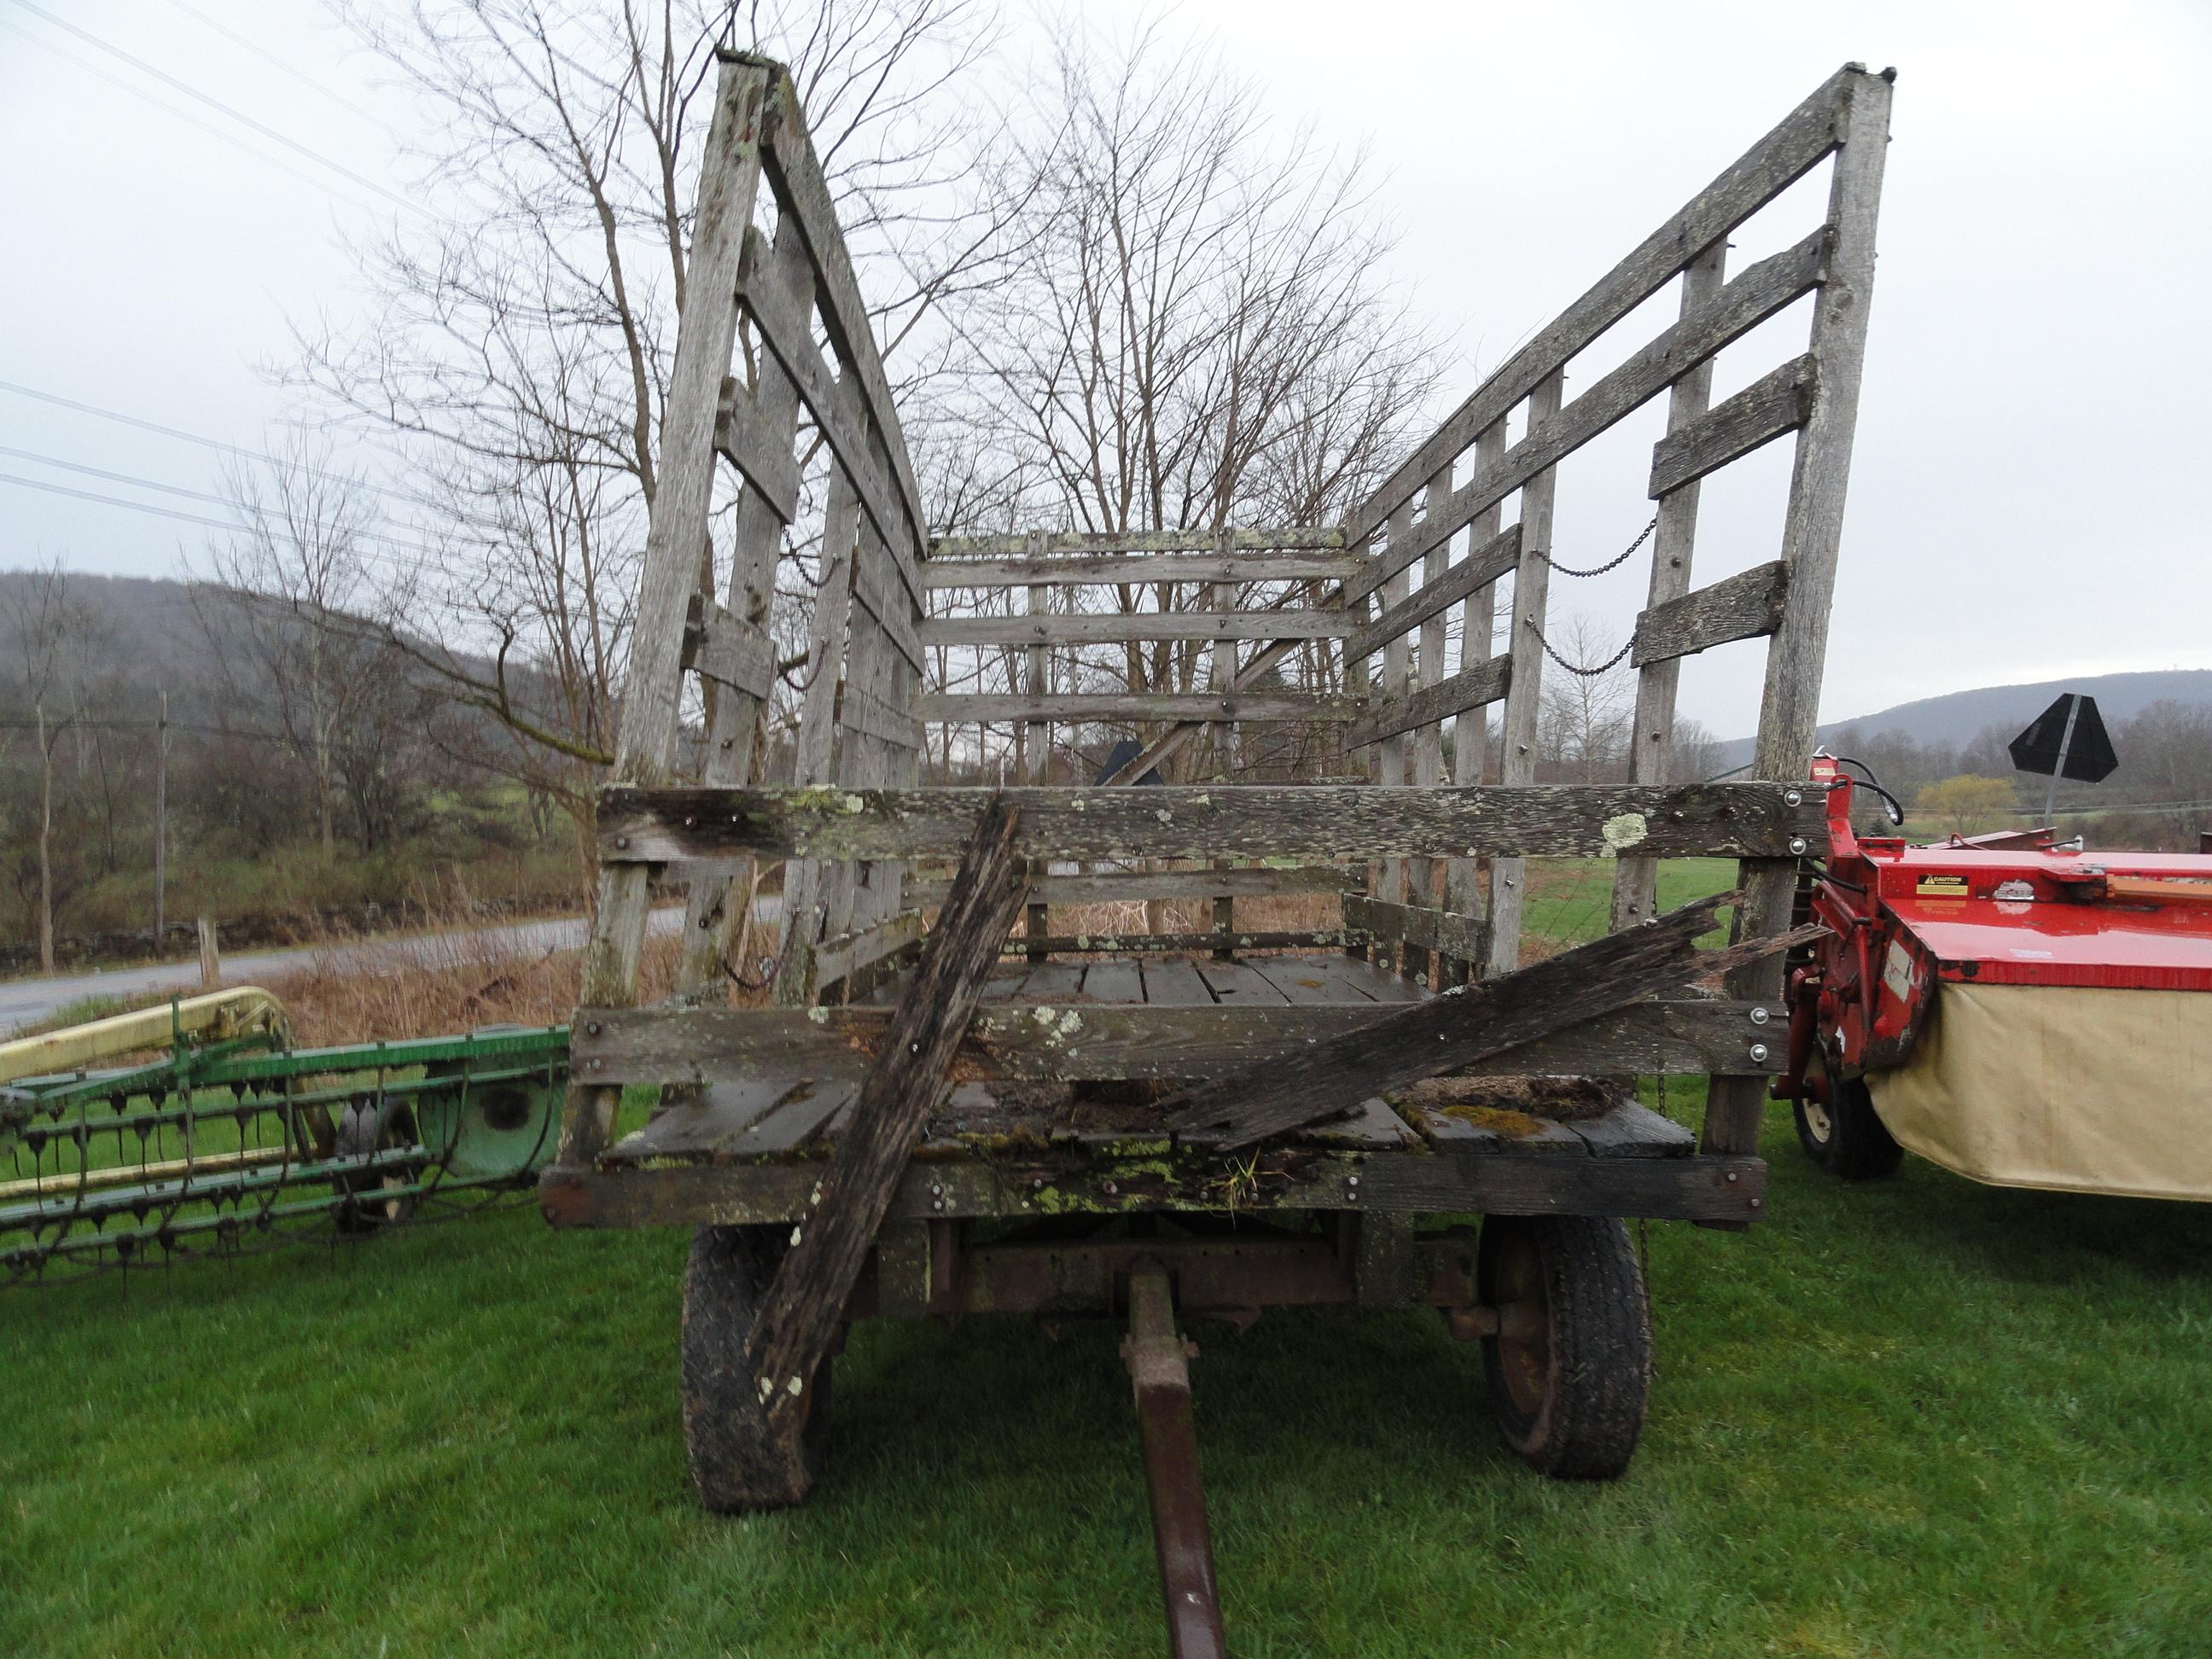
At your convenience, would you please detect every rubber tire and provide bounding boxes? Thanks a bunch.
[682,1225,832,1512]
[1476,1214,1651,1481]
[1793,1066,1905,1180]
[332,1097,419,1234]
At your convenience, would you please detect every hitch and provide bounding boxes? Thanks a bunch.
[1121,1262,1228,1659]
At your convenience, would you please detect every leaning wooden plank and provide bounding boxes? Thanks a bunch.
[1346,657,1511,749]
[1163,892,1807,1150]
[600,783,1822,864]
[1647,356,1816,498]
[571,997,1794,1084]
[917,610,1350,646]
[1569,1101,1697,1159]
[1342,523,1521,662]
[921,693,1363,725]
[930,527,1349,558]
[922,551,1359,587]
[744,795,1026,1438]
[1632,561,1791,667]
[1348,230,1830,603]
[1348,64,1860,542]
[809,910,925,991]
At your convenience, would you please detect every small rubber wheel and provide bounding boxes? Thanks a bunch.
[332,1096,420,1234]
[1794,1054,1904,1180]
[1476,1214,1651,1480]
[682,1225,831,1512]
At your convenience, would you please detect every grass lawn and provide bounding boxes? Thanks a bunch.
[7,858,2210,1655]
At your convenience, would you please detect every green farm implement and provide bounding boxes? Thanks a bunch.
[1,988,568,1286]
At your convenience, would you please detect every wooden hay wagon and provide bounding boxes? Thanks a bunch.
[539,51,1890,1653]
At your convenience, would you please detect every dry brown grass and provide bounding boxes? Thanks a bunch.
[1046,890,1342,938]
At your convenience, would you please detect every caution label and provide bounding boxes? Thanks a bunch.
[1915,875,1970,899]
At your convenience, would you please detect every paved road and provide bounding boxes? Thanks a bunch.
[0,900,781,1035]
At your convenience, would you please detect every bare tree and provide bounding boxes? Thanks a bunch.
[291,0,1003,866]
[3,565,90,970]
[1536,615,1632,783]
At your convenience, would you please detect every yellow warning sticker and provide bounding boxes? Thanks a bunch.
[1915,875,1970,899]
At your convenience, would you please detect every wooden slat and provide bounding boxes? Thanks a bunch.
[907,864,1345,907]
[995,929,1347,956]
[744,795,1024,1438]
[1194,962,1289,1005]
[1244,959,1352,1005]
[602,1077,858,1164]
[680,594,775,701]
[1633,561,1790,667]
[752,56,925,595]
[1345,656,1511,750]
[810,909,925,989]
[1164,891,1749,1149]
[849,536,923,672]
[714,375,800,523]
[930,527,1348,559]
[1348,230,1831,604]
[922,550,1359,587]
[1078,960,1145,1002]
[1649,355,1816,498]
[1342,894,1487,964]
[1349,64,1857,542]
[1342,523,1519,664]
[918,609,1348,645]
[736,225,917,593]
[1611,237,1726,934]
[922,693,1362,725]
[572,997,1790,1085]
[1569,1100,1697,1158]
[598,783,1825,864]
[835,682,923,751]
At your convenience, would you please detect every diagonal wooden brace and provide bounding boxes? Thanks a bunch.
[744,794,1027,1437]
[1163,893,1820,1150]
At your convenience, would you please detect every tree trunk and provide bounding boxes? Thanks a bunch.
[36,703,55,974]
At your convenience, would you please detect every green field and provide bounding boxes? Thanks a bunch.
[7,857,2210,1655]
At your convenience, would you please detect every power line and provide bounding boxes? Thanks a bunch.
[0,445,237,510]
[0,15,393,223]
[9,0,430,223]
[0,378,451,519]
[156,0,407,143]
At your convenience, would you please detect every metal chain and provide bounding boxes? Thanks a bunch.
[1530,623,1635,678]
[1534,514,1659,578]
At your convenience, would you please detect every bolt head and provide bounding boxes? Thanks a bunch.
[1749,1007,1770,1026]
[1784,788,1803,806]
[614,835,631,850]
[585,1021,602,1037]
[1347,1174,1359,1186]
[1749,1042,1770,1062]
[1789,837,1808,855]
[1726,1170,1739,1183]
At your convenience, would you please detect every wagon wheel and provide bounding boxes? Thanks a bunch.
[331,1096,421,1235]
[1476,1214,1650,1480]
[682,1224,832,1512]
[1793,1049,1904,1180]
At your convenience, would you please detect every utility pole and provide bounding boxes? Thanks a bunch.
[153,689,168,945]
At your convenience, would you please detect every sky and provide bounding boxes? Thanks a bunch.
[2,0,2209,736]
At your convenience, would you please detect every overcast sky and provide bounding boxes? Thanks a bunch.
[3,0,2208,736]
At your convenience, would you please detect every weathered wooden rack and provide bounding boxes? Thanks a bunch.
[540,49,1890,1657]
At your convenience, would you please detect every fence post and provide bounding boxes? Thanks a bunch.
[196,917,220,990]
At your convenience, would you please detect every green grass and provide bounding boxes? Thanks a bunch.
[6,1113,2211,1656]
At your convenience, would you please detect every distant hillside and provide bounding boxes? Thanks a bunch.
[1717,669,2212,769]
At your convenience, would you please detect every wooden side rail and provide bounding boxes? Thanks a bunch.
[597,783,1824,864]
[905,865,1347,907]
[571,998,1788,1086]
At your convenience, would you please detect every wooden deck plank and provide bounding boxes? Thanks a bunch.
[978,965,1034,1004]
[1569,1099,1697,1158]
[1298,1096,1421,1149]
[1019,963,1086,1001]
[1079,960,1146,1004]
[1141,959,1216,1006]
[1194,962,1289,1005]
[1245,959,1342,1004]
[603,1076,862,1164]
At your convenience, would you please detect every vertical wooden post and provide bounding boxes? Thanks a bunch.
[1611,239,1726,933]
[1374,504,1415,976]
[1443,419,1508,987]
[1208,533,1237,961]
[1484,369,1565,979]
[772,405,864,1007]
[1703,68,1892,1157]
[152,689,167,946]
[1024,533,1049,963]
[195,916,219,990]
[678,220,812,1004]
[1407,464,1452,986]
[562,55,772,1166]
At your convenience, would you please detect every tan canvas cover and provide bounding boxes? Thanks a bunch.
[1867,982,2212,1202]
